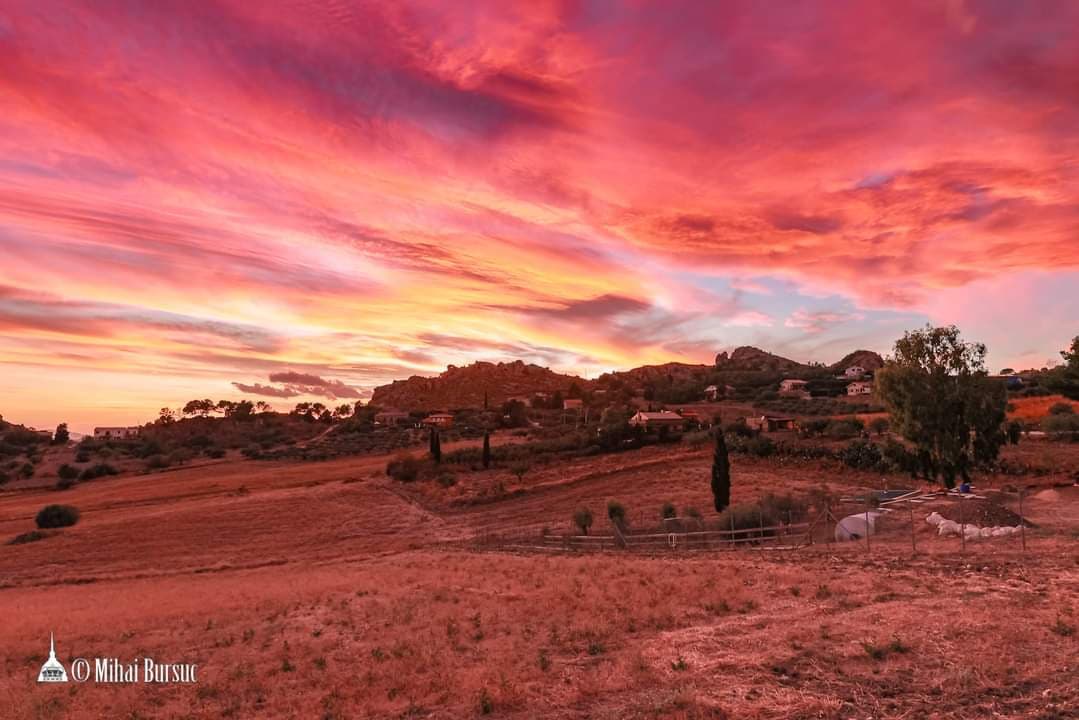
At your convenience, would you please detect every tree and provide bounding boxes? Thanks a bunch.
[53,423,70,445]
[183,399,217,417]
[255,401,272,414]
[157,408,177,425]
[333,404,353,421]
[573,507,594,535]
[429,428,441,464]
[481,432,491,469]
[606,500,627,530]
[510,461,530,482]
[875,325,1007,488]
[710,429,731,512]
[868,417,890,436]
[1046,336,1079,400]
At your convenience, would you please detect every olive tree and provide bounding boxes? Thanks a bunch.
[876,325,1006,488]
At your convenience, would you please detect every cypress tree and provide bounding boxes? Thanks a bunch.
[482,431,491,469]
[711,428,730,513]
[430,428,442,464]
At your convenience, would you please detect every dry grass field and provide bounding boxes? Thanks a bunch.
[1,440,1076,719]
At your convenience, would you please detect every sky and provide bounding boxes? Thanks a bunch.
[1,0,1078,433]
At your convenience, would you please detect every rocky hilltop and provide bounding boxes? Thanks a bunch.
[714,346,808,372]
[369,360,585,411]
[829,349,885,372]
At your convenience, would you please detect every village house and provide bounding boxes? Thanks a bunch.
[846,380,874,396]
[677,409,706,427]
[703,385,719,401]
[374,410,411,426]
[744,415,796,432]
[778,379,810,397]
[421,412,454,429]
[563,398,584,411]
[93,426,141,440]
[844,365,867,378]
[628,410,685,431]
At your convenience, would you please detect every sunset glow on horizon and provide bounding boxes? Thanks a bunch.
[2,1,1078,432]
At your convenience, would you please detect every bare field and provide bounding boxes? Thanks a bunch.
[0,445,1077,719]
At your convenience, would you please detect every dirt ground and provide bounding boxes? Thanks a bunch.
[0,443,1076,719]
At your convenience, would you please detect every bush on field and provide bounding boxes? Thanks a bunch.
[840,439,884,471]
[386,453,421,482]
[1043,413,1079,435]
[1048,402,1075,415]
[718,493,807,534]
[145,454,171,470]
[79,463,118,481]
[57,464,80,481]
[823,418,865,440]
[35,504,80,529]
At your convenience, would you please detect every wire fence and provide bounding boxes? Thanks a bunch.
[472,486,1034,557]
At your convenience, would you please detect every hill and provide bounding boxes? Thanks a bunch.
[715,346,810,372]
[830,349,885,373]
[369,360,586,411]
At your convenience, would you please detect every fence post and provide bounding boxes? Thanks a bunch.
[730,511,735,550]
[758,507,765,556]
[908,499,917,555]
[1019,488,1026,553]
[959,493,966,554]
[864,499,871,554]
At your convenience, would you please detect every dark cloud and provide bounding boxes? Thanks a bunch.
[231,382,300,398]
[766,209,844,235]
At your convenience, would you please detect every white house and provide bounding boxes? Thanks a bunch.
[628,411,684,430]
[93,426,141,440]
[844,366,867,378]
[703,385,719,401]
[847,380,874,396]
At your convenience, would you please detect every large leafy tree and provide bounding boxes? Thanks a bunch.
[876,325,1007,488]
[711,429,731,512]
[1046,336,1079,400]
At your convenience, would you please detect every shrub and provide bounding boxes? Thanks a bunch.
[1007,421,1022,444]
[1049,402,1075,415]
[436,470,457,488]
[607,500,627,529]
[573,507,594,535]
[241,444,262,460]
[8,529,50,545]
[386,453,421,482]
[205,447,226,459]
[19,462,33,479]
[145,454,171,470]
[509,461,531,482]
[840,440,884,471]
[35,504,80,529]
[57,464,80,481]
[824,418,864,440]
[75,451,91,463]
[743,435,776,457]
[0,470,8,485]
[79,463,118,481]
[1044,414,1079,434]
[661,501,677,519]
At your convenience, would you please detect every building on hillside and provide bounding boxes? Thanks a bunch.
[778,379,810,397]
[844,366,867,378]
[677,409,706,427]
[846,380,874,396]
[744,415,795,432]
[93,426,141,440]
[628,410,685,431]
[421,412,454,429]
[703,385,719,401]
[563,398,584,411]
[34,429,53,440]
[374,410,411,426]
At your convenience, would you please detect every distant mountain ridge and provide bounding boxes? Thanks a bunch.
[369,346,885,410]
